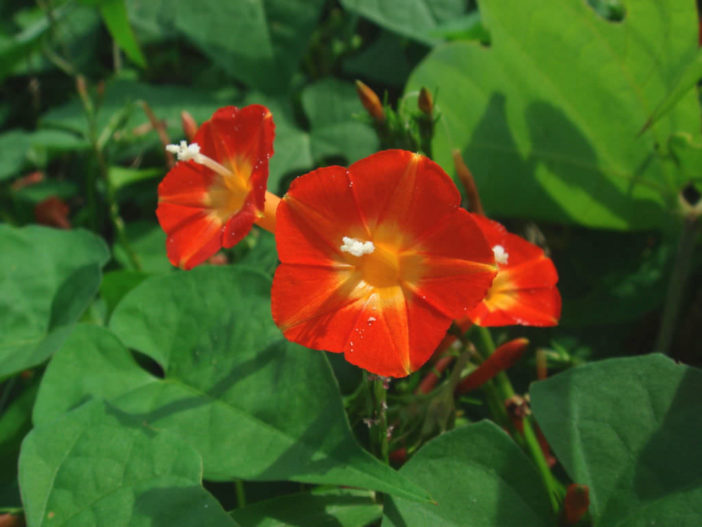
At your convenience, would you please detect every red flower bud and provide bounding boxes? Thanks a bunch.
[181,110,198,142]
[0,513,24,527]
[452,150,484,216]
[11,171,44,191]
[456,338,528,394]
[561,484,589,525]
[416,355,454,394]
[35,196,71,229]
[418,87,433,116]
[355,80,385,123]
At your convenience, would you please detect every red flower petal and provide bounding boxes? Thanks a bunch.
[272,150,497,377]
[467,214,561,327]
[156,105,274,269]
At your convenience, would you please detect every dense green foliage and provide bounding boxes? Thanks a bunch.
[1,0,701,525]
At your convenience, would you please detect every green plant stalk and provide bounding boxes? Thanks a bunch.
[77,80,141,270]
[104,161,142,271]
[655,215,700,355]
[371,376,389,464]
[0,378,17,415]
[234,480,246,508]
[476,326,561,513]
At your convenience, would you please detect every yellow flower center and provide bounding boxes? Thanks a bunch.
[359,244,400,288]
[204,157,252,223]
[340,233,424,290]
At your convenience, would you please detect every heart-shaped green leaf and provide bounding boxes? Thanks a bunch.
[20,399,237,527]
[531,354,702,526]
[406,0,700,229]
[0,225,109,378]
[382,421,554,526]
[34,267,429,502]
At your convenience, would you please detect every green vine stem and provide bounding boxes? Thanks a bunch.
[655,214,700,355]
[77,77,142,270]
[234,480,246,508]
[476,326,561,514]
[370,375,390,464]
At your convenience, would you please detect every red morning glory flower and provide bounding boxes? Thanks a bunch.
[271,150,497,378]
[156,105,275,270]
[466,214,561,327]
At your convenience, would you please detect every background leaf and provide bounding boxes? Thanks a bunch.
[34,267,429,502]
[0,130,31,182]
[301,78,379,164]
[382,421,553,526]
[98,0,146,67]
[531,354,702,526]
[0,225,109,378]
[20,400,237,527]
[173,0,326,93]
[406,0,701,229]
[340,0,466,45]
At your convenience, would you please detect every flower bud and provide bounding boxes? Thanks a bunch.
[35,196,71,229]
[418,87,433,115]
[456,338,528,394]
[561,484,589,525]
[355,80,385,123]
[452,149,484,215]
[181,110,198,142]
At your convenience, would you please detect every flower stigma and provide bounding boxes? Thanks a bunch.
[492,244,509,265]
[340,236,375,257]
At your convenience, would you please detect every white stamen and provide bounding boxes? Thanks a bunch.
[165,140,233,179]
[492,244,509,265]
[166,140,201,161]
[340,236,375,257]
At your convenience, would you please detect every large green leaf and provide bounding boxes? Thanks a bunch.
[34,267,429,502]
[20,400,237,527]
[0,225,109,378]
[382,421,554,526]
[406,0,701,229]
[173,0,326,93]
[340,0,466,45]
[230,488,382,527]
[301,78,379,164]
[531,354,702,526]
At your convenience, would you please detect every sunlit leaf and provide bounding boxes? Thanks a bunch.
[407,0,701,229]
